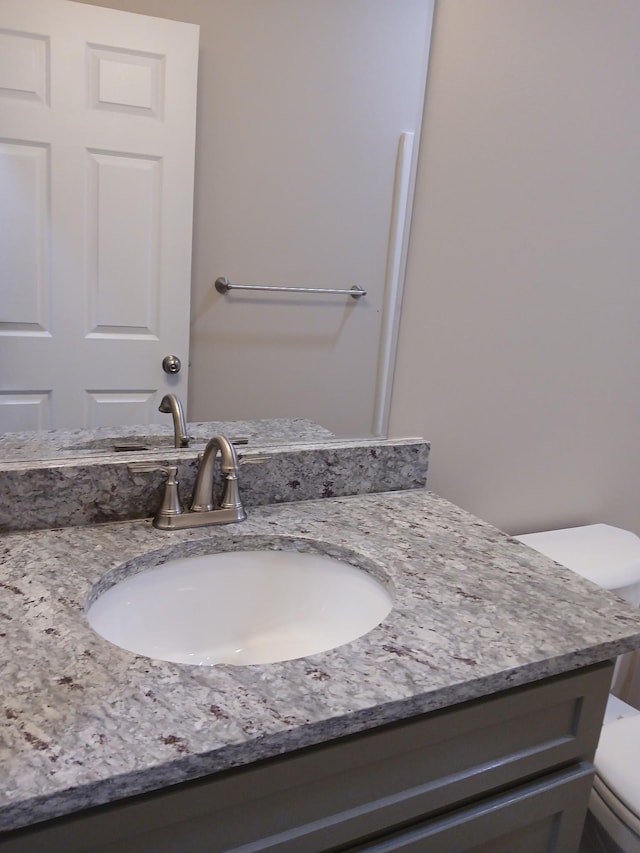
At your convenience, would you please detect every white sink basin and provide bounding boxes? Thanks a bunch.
[87,549,392,665]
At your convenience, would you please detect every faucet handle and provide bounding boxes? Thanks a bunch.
[128,462,182,477]
[129,462,169,474]
[154,465,183,525]
[128,463,184,527]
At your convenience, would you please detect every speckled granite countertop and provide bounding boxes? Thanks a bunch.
[3,489,640,832]
[0,418,334,463]
[0,437,428,533]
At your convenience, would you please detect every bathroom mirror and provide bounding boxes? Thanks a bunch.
[0,0,435,461]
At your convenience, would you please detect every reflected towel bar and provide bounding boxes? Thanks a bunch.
[215,277,366,300]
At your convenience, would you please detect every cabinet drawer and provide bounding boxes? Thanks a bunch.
[347,761,594,853]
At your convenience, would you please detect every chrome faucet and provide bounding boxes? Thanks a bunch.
[152,435,246,530]
[158,394,190,448]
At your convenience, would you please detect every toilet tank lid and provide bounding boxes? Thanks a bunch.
[514,524,640,590]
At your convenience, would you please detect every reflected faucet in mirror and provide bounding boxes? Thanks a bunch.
[158,394,190,449]
[153,435,246,531]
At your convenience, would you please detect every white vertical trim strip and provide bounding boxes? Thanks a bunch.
[372,131,415,436]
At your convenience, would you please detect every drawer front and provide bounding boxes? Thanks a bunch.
[346,761,594,853]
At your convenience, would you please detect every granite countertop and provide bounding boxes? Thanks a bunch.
[0,418,334,465]
[3,488,640,832]
[0,437,428,533]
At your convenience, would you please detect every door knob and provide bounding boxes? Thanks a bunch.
[162,355,182,374]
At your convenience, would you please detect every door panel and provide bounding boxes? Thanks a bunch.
[85,390,156,426]
[0,140,49,332]
[0,0,198,430]
[86,150,161,336]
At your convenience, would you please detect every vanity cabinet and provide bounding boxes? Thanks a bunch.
[1,662,611,853]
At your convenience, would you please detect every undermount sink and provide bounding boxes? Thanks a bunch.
[87,548,393,666]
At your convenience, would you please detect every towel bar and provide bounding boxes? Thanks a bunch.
[214,277,366,300]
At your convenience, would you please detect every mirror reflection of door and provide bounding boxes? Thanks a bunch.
[0,0,198,430]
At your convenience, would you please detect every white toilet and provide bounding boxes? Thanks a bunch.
[514,524,640,853]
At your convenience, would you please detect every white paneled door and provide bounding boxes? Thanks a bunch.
[0,0,198,430]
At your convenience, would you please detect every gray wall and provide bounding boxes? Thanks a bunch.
[390,0,640,536]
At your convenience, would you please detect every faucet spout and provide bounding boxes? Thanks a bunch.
[191,435,245,518]
[158,394,190,448]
